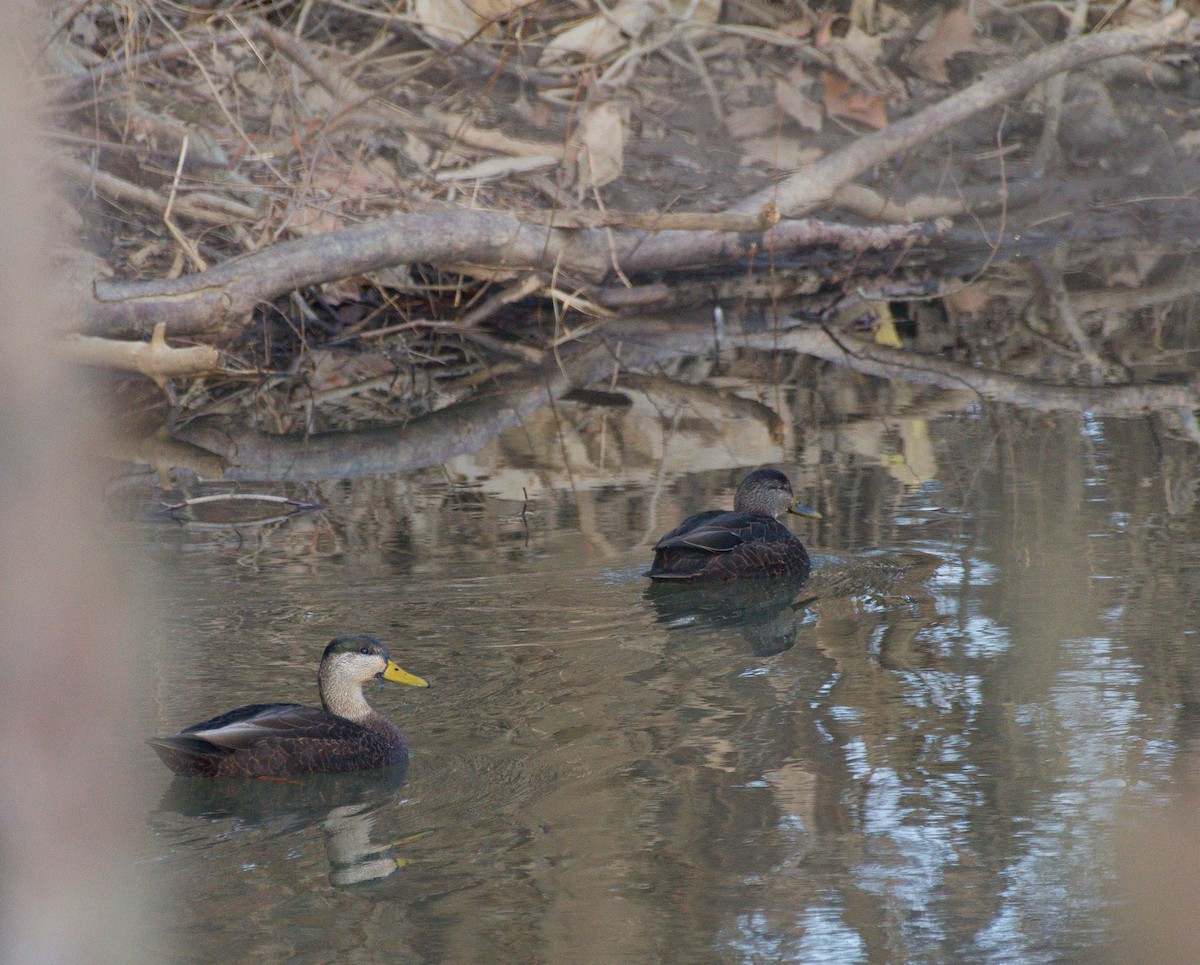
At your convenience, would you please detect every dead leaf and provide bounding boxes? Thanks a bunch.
[286,158,398,234]
[775,73,823,132]
[1109,0,1163,27]
[822,73,888,129]
[1175,129,1200,155]
[541,0,716,65]
[413,0,538,43]
[910,8,975,84]
[400,133,433,169]
[813,13,842,49]
[725,106,780,139]
[69,9,101,48]
[565,101,626,197]
[871,301,902,346]
[308,348,397,392]
[1101,250,1162,289]
[943,284,989,317]
[778,17,814,40]
[740,137,823,171]
[541,12,627,64]
[827,26,907,99]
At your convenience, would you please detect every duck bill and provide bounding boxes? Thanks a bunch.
[382,660,429,688]
[787,501,822,520]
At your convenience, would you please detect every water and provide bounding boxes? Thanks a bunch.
[133,402,1200,963]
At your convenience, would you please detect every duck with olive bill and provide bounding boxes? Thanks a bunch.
[647,467,821,582]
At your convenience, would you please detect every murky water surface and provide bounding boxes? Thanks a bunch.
[133,399,1200,963]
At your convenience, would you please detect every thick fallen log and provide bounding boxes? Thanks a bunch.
[79,215,942,339]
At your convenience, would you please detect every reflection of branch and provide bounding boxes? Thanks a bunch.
[169,315,1200,481]
[106,429,228,480]
[619,373,788,446]
[764,328,1200,414]
[730,11,1190,216]
[172,316,721,479]
[993,268,1200,316]
[830,180,1043,223]
[1030,256,1106,373]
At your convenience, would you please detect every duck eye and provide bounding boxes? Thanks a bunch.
[359,646,371,655]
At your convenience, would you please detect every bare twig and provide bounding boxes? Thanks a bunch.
[162,136,208,272]
[459,274,544,327]
[767,327,1197,413]
[56,155,258,226]
[1031,0,1090,177]
[519,207,779,231]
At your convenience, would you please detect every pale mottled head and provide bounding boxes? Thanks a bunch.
[320,634,428,690]
[732,468,822,521]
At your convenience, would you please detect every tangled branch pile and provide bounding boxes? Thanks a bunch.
[38,0,1200,443]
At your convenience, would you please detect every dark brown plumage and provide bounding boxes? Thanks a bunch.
[148,635,428,778]
[647,468,820,582]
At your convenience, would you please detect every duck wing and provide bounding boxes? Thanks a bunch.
[649,513,810,580]
[181,704,364,751]
[148,703,391,776]
[654,511,770,553]
[657,508,729,547]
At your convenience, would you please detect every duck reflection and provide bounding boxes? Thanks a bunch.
[154,766,409,889]
[644,575,815,656]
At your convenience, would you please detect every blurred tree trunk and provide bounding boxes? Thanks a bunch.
[0,5,150,962]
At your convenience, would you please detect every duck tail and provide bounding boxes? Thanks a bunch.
[646,549,707,580]
[147,736,224,777]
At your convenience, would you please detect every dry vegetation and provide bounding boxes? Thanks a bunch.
[36,0,1200,454]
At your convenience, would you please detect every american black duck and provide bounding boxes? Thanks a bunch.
[149,634,428,777]
[647,468,820,581]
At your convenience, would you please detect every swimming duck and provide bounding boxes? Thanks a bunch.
[647,467,821,581]
[149,635,428,777]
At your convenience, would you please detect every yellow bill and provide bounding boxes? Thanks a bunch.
[382,660,429,688]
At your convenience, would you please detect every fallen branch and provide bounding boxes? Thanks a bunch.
[830,180,1044,223]
[730,10,1192,216]
[79,211,943,338]
[61,322,222,383]
[56,155,258,227]
[518,207,779,231]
